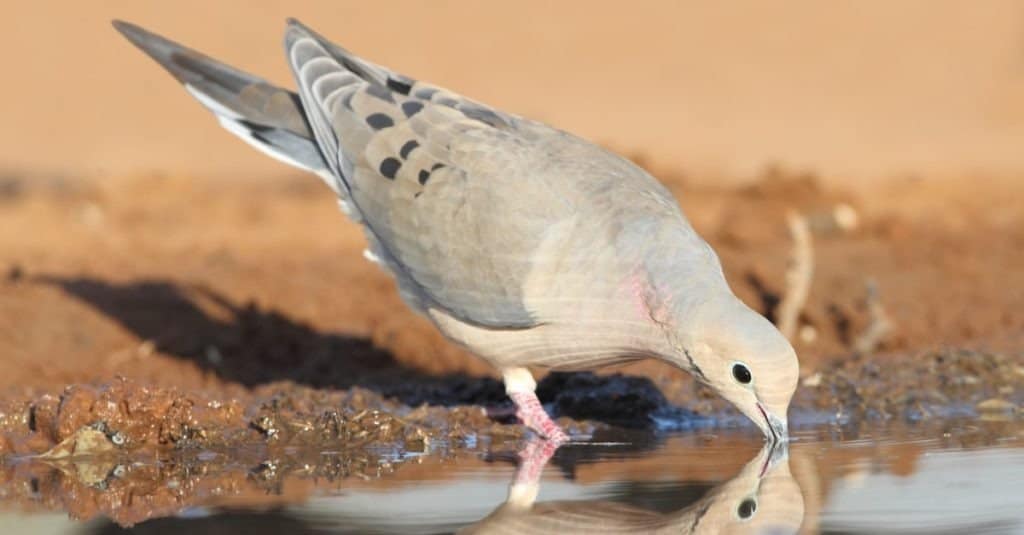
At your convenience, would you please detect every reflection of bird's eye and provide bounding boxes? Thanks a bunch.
[737,498,757,519]
[732,363,752,384]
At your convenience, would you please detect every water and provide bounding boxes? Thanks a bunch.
[2,420,1024,534]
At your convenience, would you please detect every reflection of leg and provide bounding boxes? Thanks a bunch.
[515,436,561,486]
[507,435,562,509]
[503,368,569,443]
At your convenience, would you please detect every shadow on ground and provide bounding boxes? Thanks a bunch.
[36,276,683,428]
[36,276,507,403]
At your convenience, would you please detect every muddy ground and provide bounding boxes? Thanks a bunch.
[1,169,1022,438]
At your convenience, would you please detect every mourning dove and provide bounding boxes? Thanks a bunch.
[113,19,798,443]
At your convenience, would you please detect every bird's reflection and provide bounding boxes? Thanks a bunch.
[73,434,804,533]
[461,439,805,534]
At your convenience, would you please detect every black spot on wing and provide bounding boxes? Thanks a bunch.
[418,162,445,185]
[379,157,401,179]
[399,140,419,159]
[366,113,394,130]
[401,101,424,117]
[386,76,413,95]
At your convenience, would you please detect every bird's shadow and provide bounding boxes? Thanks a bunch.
[36,276,509,407]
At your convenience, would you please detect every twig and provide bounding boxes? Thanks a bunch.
[777,211,814,341]
[852,278,892,354]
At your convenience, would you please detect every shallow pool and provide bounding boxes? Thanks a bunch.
[1,418,1022,534]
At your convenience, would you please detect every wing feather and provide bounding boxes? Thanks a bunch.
[283,19,572,328]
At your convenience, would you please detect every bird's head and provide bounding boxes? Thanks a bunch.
[675,296,799,443]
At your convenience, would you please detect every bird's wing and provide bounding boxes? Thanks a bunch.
[112,21,338,193]
[284,19,579,329]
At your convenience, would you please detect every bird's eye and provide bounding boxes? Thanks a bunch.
[732,363,752,384]
[737,498,757,519]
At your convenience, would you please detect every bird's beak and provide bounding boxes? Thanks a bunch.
[756,403,789,444]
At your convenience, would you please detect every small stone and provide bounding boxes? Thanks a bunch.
[833,203,859,231]
[109,431,126,446]
[976,399,1017,413]
[37,427,116,459]
[205,346,223,366]
[801,372,822,388]
[137,340,156,357]
[798,325,817,344]
[251,416,280,439]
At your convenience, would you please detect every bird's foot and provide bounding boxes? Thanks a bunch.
[509,391,569,444]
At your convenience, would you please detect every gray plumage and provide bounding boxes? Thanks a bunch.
[114,21,330,182]
[114,19,799,440]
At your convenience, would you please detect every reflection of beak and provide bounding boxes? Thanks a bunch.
[756,403,789,445]
[757,438,790,477]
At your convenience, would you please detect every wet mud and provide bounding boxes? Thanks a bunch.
[1,346,1020,460]
[1,415,1021,529]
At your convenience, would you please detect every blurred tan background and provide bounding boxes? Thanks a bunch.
[1,0,1022,186]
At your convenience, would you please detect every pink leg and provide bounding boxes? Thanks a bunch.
[510,390,569,443]
[514,435,561,486]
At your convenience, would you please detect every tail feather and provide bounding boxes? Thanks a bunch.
[112,20,339,192]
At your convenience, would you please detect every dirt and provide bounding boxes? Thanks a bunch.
[4,169,1021,373]
[0,378,521,526]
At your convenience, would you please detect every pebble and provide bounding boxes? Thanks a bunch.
[976,399,1018,413]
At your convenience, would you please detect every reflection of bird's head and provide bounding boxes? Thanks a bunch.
[694,442,805,534]
[463,442,805,534]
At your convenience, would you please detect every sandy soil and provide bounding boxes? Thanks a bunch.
[2,168,1022,388]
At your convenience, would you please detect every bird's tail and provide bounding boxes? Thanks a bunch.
[111,20,341,194]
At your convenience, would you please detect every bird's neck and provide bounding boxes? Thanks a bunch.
[621,227,736,365]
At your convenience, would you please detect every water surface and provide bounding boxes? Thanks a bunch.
[2,419,1023,534]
